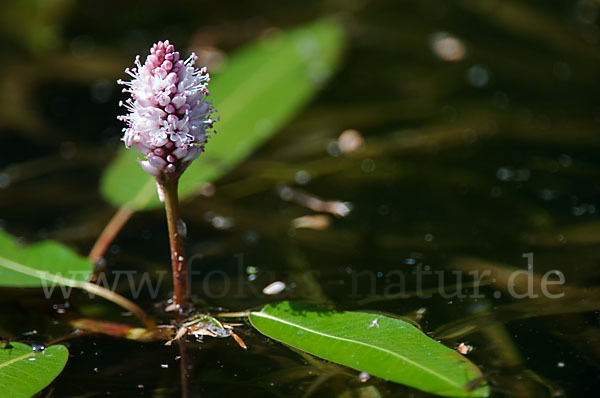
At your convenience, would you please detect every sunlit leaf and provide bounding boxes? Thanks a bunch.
[0,229,92,287]
[249,301,489,398]
[0,342,68,398]
[0,229,153,327]
[100,19,346,210]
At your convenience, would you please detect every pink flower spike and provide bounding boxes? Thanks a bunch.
[117,40,217,181]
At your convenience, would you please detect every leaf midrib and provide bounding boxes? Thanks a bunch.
[0,350,35,370]
[0,256,84,287]
[251,311,462,389]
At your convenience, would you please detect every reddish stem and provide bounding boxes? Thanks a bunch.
[160,179,189,309]
[89,205,134,264]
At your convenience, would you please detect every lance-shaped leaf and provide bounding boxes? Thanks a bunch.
[0,343,69,398]
[0,229,152,327]
[0,229,92,287]
[101,19,346,210]
[249,301,489,398]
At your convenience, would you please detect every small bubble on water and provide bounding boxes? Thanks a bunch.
[466,64,490,87]
[52,304,67,314]
[161,364,169,369]
[295,170,311,185]
[278,186,293,201]
[557,362,565,368]
[212,216,234,230]
[358,371,371,382]
[31,344,45,352]
[327,141,341,157]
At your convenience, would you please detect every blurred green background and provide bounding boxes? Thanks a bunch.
[1,0,600,397]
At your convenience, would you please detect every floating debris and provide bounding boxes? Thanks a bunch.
[277,185,352,217]
[291,214,331,230]
[368,316,382,329]
[166,314,247,349]
[430,32,466,62]
[338,129,364,153]
[263,281,286,295]
[456,342,473,355]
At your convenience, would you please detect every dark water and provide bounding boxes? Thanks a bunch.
[1,0,600,397]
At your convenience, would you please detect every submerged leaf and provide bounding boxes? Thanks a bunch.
[100,19,346,210]
[249,301,489,398]
[0,342,68,398]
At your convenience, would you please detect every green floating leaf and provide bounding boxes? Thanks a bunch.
[100,18,346,210]
[249,301,489,398]
[0,343,69,398]
[0,229,92,287]
[0,230,152,327]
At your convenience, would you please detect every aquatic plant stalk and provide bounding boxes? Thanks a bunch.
[117,40,217,309]
[88,205,134,264]
[160,179,188,308]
